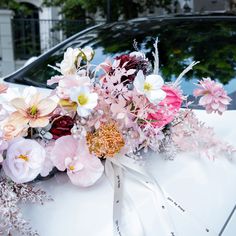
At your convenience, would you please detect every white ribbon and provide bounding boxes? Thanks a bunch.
[105,155,217,236]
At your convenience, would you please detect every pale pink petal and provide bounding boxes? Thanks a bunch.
[29,117,49,128]
[51,135,78,171]
[37,98,57,116]
[67,155,104,187]
[11,98,27,112]
[29,93,41,107]
[8,111,29,126]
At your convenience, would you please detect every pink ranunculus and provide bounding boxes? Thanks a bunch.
[51,135,104,187]
[147,85,183,128]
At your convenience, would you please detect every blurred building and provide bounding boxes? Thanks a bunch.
[0,0,232,77]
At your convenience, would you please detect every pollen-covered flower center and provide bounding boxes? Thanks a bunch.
[18,154,29,161]
[144,82,152,92]
[77,94,88,106]
[28,105,38,116]
[69,165,75,171]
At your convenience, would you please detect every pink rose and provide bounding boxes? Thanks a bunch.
[147,85,183,128]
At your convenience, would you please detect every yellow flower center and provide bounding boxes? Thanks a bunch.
[18,154,29,161]
[77,94,88,106]
[69,165,75,171]
[144,82,152,92]
[29,105,38,116]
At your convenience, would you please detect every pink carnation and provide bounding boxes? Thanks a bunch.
[147,85,183,128]
[193,78,231,115]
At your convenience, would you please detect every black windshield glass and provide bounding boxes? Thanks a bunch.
[10,17,236,108]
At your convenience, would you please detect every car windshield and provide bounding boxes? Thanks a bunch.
[8,17,236,109]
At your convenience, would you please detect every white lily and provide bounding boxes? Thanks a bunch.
[70,86,98,117]
[134,70,166,104]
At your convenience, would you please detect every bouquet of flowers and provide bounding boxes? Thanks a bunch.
[0,39,234,235]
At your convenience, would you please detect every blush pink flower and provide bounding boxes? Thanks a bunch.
[193,77,231,115]
[9,92,57,128]
[51,135,104,187]
[147,85,183,128]
[2,138,45,183]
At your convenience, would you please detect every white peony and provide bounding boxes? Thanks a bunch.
[3,138,45,183]
[134,70,166,105]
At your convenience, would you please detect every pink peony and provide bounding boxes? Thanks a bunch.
[51,135,104,187]
[147,85,183,128]
[193,77,231,115]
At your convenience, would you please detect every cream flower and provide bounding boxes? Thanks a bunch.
[70,86,98,117]
[9,92,57,128]
[134,70,166,104]
[60,47,80,75]
[3,138,45,183]
[80,46,95,62]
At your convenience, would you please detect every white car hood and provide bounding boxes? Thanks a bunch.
[13,109,235,236]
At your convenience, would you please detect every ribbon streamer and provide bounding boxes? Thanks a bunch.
[105,155,218,236]
[105,155,177,236]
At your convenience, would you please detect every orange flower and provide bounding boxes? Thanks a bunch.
[9,93,57,128]
[86,122,125,158]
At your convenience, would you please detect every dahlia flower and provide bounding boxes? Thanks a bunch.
[2,138,45,183]
[193,78,231,115]
[134,70,166,104]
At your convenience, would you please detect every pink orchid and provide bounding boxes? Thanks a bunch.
[193,77,231,115]
[51,135,104,187]
[9,92,57,128]
[147,85,183,128]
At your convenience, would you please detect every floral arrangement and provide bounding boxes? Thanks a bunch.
[0,40,234,235]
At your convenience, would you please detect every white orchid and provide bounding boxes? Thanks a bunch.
[134,70,166,104]
[70,86,98,117]
[60,47,80,75]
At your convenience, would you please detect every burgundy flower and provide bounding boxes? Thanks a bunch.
[50,115,74,139]
[115,54,149,82]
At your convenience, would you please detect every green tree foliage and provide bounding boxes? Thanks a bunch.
[0,0,32,15]
[43,0,173,21]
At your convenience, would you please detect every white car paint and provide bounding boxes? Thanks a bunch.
[0,77,51,96]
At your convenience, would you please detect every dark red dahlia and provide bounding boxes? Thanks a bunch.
[50,115,74,139]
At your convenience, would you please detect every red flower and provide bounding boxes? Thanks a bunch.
[50,115,74,139]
